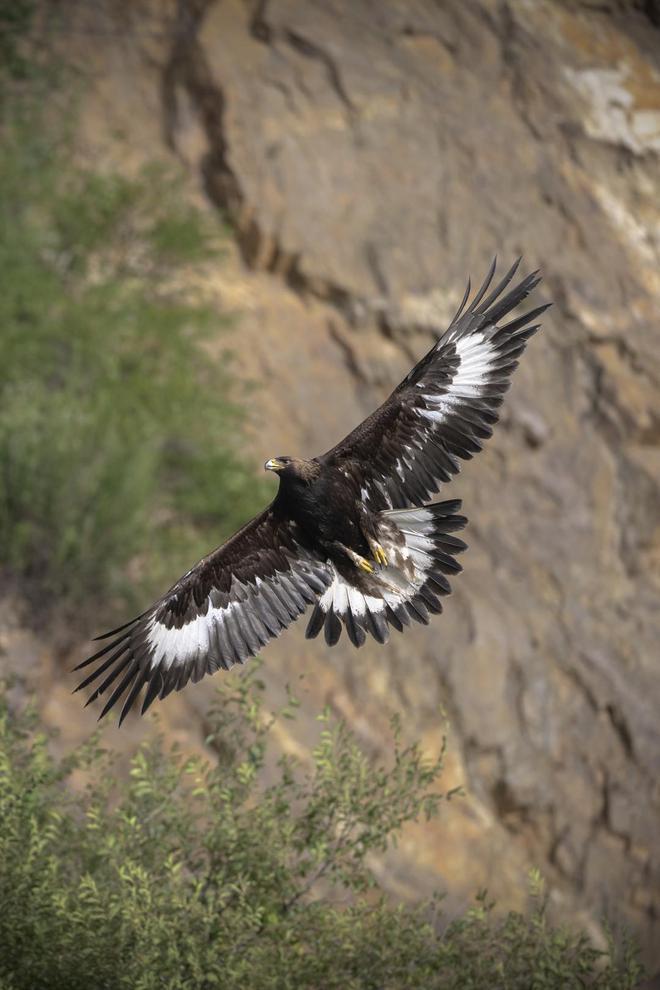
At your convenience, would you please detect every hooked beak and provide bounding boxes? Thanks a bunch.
[264,458,285,473]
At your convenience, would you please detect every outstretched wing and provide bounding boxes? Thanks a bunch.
[320,259,549,510]
[74,506,332,724]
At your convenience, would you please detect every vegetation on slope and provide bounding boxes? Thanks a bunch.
[0,673,643,990]
[0,58,268,614]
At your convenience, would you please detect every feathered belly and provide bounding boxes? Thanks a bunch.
[286,481,370,560]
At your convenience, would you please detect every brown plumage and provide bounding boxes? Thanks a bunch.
[74,258,549,724]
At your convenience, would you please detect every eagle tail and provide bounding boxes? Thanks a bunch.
[305,500,467,647]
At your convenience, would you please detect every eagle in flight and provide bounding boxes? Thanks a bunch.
[75,258,548,725]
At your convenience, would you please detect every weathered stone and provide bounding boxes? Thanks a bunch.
[7,0,659,972]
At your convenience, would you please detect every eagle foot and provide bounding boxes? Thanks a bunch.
[340,543,377,574]
[371,542,388,567]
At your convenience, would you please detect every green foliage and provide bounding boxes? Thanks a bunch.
[0,0,35,82]
[0,674,643,990]
[0,104,269,611]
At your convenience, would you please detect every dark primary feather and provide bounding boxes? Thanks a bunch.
[74,506,332,725]
[320,259,549,511]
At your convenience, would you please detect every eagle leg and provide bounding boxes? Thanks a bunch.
[357,508,389,567]
[334,542,376,574]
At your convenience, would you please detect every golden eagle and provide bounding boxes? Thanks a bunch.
[75,259,548,724]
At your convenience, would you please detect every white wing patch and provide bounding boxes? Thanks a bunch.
[421,332,497,422]
[416,332,498,427]
[318,577,386,617]
[147,604,225,670]
[145,566,325,672]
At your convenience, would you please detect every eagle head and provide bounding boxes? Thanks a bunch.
[264,456,320,484]
[264,456,292,473]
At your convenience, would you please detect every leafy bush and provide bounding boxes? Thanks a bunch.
[0,102,269,612]
[0,0,34,81]
[0,673,643,990]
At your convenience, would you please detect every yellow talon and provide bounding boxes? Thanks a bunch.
[373,544,388,567]
[358,557,375,574]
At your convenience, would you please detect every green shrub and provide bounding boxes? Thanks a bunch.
[0,106,269,612]
[0,0,35,81]
[0,673,643,990]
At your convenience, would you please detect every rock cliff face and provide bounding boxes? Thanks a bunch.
[12,0,660,967]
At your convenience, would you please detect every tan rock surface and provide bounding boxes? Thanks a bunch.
[5,0,659,969]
